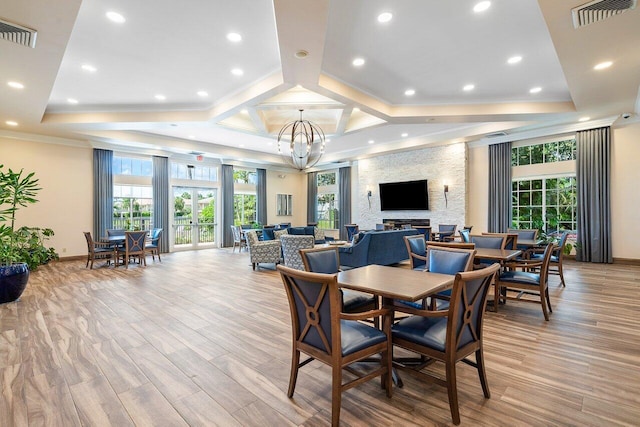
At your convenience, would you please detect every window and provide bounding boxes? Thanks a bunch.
[233,169,257,225]
[171,163,218,181]
[113,156,152,176]
[511,176,576,233]
[233,169,257,184]
[317,171,339,229]
[234,194,257,225]
[113,185,153,231]
[511,138,576,166]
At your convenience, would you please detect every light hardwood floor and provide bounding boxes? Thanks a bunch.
[1,250,639,426]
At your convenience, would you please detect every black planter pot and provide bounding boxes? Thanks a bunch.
[0,263,30,304]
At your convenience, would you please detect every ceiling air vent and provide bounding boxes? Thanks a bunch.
[572,0,637,28]
[486,131,507,138]
[0,18,37,48]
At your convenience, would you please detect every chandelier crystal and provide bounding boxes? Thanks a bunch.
[277,109,325,170]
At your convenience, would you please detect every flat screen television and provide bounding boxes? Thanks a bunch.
[379,179,429,211]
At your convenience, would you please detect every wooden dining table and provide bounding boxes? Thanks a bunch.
[337,264,456,387]
[474,247,522,262]
[337,264,455,304]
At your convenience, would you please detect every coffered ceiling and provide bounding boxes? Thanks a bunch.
[1,0,639,169]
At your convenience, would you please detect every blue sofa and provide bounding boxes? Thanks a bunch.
[339,229,419,268]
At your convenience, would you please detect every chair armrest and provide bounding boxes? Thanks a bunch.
[341,308,389,321]
[504,259,543,270]
[411,253,427,262]
[392,304,448,318]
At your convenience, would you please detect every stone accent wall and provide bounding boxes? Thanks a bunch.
[355,143,467,232]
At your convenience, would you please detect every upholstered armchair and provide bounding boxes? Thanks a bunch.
[280,234,314,270]
[245,229,281,270]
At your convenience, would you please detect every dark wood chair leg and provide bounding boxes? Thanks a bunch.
[476,348,490,398]
[287,349,300,397]
[331,365,342,427]
[446,360,461,425]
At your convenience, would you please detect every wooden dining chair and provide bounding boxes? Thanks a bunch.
[277,265,392,426]
[124,231,148,268]
[83,232,117,269]
[404,235,427,270]
[530,231,569,287]
[391,263,501,425]
[495,243,554,320]
[145,228,162,262]
[300,246,380,327]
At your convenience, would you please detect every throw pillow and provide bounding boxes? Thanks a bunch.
[274,228,289,240]
[352,231,365,245]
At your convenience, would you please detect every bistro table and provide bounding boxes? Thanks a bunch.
[337,264,456,387]
[473,248,521,262]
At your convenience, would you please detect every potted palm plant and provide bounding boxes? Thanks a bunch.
[0,164,58,303]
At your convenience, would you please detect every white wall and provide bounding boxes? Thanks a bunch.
[467,144,489,233]
[467,122,640,260]
[611,122,640,259]
[0,136,93,257]
[353,143,467,231]
[266,170,306,226]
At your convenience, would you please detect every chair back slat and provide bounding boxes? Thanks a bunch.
[448,264,500,351]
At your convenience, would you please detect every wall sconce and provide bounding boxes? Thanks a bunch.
[367,190,372,210]
[443,183,449,208]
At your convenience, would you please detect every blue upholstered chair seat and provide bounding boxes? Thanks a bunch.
[392,316,448,351]
[499,271,541,286]
[340,319,387,356]
[342,290,376,312]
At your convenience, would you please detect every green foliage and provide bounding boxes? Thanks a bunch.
[0,165,59,269]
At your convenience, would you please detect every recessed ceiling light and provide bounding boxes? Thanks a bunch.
[197,91,208,97]
[352,57,365,67]
[67,98,79,104]
[106,11,125,23]
[155,94,166,100]
[473,1,491,13]
[404,89,416,96]
[507,55,522,64]
[463,84,475,91]
[353,107,360,112]
[368,140,375,144]
[81,64,97,73]
[231,68,244,76]
[226,32,242,42]
[7,81,24,89]
[401,133,408,137]
[5,121,18,126]
[240,109,248,114]
[579,116,590,122]
[377,12,393,23]
[594,61,612,70]
[529,87,542,94]
[294,50,309,59]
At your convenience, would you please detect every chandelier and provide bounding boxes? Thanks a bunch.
[277,109,325,170]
